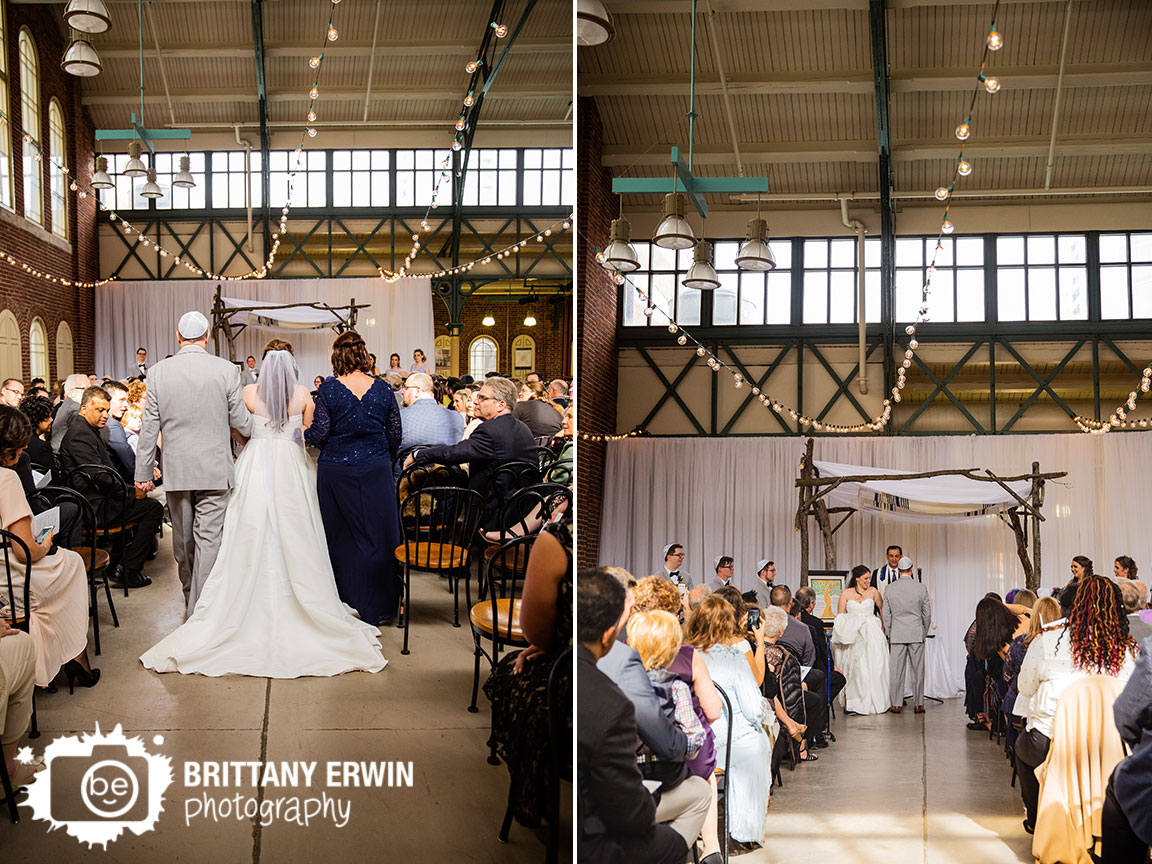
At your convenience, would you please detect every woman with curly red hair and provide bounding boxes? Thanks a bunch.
[1015,574,1138,834]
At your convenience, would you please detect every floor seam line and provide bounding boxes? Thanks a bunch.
[252,677,272,864]
[922,713,928,864]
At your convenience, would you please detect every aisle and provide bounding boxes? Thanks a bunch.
[2,531,556,862]
[751,698,1033,863]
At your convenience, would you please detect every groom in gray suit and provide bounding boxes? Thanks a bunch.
[882,555,932,714]
[134,311,254,616]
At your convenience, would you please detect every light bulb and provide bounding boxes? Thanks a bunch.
[934,186,949,201]
[955,123,971,141]
[696,346,706,357]
[455,118,466,131]
[466,60,479,73]
[984,77,1000,94]
[327,27,338,41]
[495,23,508,37]
[307,127,317,137]
[987,30,1002,51]
[309,56,321,69]
[942,220,955,234]
[307,110,317,122]
[668,323,678,333]
[677,335,687,345]
[309,87,319,99]
[451,140,462,151]
[957,160,972,176]
[463,94,475,107]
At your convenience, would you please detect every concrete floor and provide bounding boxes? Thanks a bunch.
[2,530,564,862]
[752,698,1035,864]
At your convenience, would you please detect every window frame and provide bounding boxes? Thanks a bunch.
[48,98,66,239]
[469,335,499,379]
[0,4,12,211]
[18,28,41,226]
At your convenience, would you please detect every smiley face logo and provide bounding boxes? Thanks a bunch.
[81,760,140,819]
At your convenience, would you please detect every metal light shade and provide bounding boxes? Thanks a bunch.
[682,241,720,291]
[576,0,614,46]
[736,218,777,271]
[601,216,640,272]
[482,315,495,326]
[61,38,102,77]
[173,155,195,188]
[141,168,162,199]
[122,140,147,178]
[90,155,114,189]
[64,0,111,33]
[523,315,537,327]
[653,193,695,250]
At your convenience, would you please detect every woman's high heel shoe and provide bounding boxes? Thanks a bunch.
[63,660,100,694]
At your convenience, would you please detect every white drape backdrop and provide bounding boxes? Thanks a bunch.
[599,432,1151,695]
[95,277,434,383]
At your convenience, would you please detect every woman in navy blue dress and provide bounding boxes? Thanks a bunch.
[305,330,403,625]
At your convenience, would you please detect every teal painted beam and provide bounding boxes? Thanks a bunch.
[95,129,192,140]
[612,146,770,219]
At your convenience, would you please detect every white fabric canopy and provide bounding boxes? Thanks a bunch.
[95,277,434,383]
[219,296,358,330]
[812,459,1034,521]
[598,432,1150,697]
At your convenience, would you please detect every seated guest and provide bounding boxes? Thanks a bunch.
[1003,596,1061,722]
[548,378,569,409]
[631,576,723,864]
[796,584,846,729]
[0,379,23,409]
[103,381,134,481]
[513,381,563,439]
[50,373,89,452]
[1016,574,1138,835]
[19,394,54,473]
[1118,578,1152,643]
[595,569,711,854]
[451,388,471,418]
[713,585,765,686]
[685,593,773,847]
[578,570,688,864]
[405,377,537,530]
[0,407,98,691]
[126,379,147,412]
[770,584,815,666]
[484,515,571,831]
[1105,633,1152,863]
[973,595,1033,662]
[1,620,39,788]
[548,404,574,486]
[687,584,709,611]
[57,386,164,589]
[397,372,465,475]
[761,604,813,765]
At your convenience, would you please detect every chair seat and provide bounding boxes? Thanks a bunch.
[394,541,469,569]
[84,522,138,536]
[76,548,111,572]
[469,599,526,642]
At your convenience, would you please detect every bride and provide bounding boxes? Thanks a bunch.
[830,564,890,714]
[140,340,386,677]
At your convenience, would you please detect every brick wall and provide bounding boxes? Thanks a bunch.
[0,6,97,385]
[432,291,572,381]
[575,98,619,569]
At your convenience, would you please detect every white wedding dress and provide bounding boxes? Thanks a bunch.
[140,413,387,677]
[830,598,890,715]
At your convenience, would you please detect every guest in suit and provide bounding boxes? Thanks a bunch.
[396,372,464,476]
[578,569,688,864]
[406,377,537,530]
[872,544,903,597]
[59,387,164,589]
[796,585,846,713]
[548,379,569,410]
[50,374,89,454]
[660,543,692,591]
[883,556,932,714]
[305,330,403,626]
[104,381,134,481]
[709,555,737,593]
[749,559,775,611]
[134,311,254,614]
[0,379,23,409]
[134,347,148,380]
[245,356,258,381]
[1118,579,1152,643]
[513,381,563,439]
[1104,633,1152,863]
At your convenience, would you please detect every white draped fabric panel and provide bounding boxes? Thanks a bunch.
[599,433,1151,695]
[94,278,434,382]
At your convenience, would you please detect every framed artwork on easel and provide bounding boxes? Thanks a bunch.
[808,570,847,621]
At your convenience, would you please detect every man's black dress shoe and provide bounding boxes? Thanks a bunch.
[812,736,830,749]
[110,567,150,588]
[966,720,986,731]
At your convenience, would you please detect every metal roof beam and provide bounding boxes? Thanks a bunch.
[95,37,571,58]
[82,86,569,105]
[251,0,271,259]
[606,0,1064,12]
[869,0,895,420]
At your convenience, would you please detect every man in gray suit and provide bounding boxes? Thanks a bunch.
[882,555,932,714]
[134,311,253,616]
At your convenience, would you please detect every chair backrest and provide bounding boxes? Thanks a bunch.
[397,461,467,499]
[548,644,573,782]
[533,434,555,448]
[534,445,558,470]
[29,485,96,564]
[483,534,536,643]
[713,683,733,864]
[542,459,571,486]
[396,485,484,568]
[0,527,33,630]
[488,460,542,510]
[63,462,129,525]
[493,482,571,542]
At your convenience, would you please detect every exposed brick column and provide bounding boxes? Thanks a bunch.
[575,98,618,569]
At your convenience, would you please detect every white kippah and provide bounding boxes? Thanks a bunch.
[663,543,682,558]
[898,556,913,570]
[756,559,771,573]
[178,310,209,340]
[714,555,727,570]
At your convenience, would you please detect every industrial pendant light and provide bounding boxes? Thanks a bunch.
[601,213,640,272]
[523,314,537,327]
[736,218,776,272]
[64,0,111,33]
[122,140,147,178]
[682,241,720,291]
[140,167,162,199]
[62,37,102,77]
[653,192,695,250]
[172,155,196,188]
[576,0,614,46]
[90,155,114,189]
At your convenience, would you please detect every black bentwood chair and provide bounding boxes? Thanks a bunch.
[468,534,535,714]
[0,528,38,741]
[64,463,140,597]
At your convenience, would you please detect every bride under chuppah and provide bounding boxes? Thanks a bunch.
[140,341,386,678]
[831,564,891,715]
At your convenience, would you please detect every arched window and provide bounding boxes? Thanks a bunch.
[48,99,65,238]
[469,336,498,379]
[0,5,11,210]
[55,320,73,379]
[0,310,21,382]
[433,335,451,372]
[18,30,40,225]
[512,334,535,376]
[29,317,47,381]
